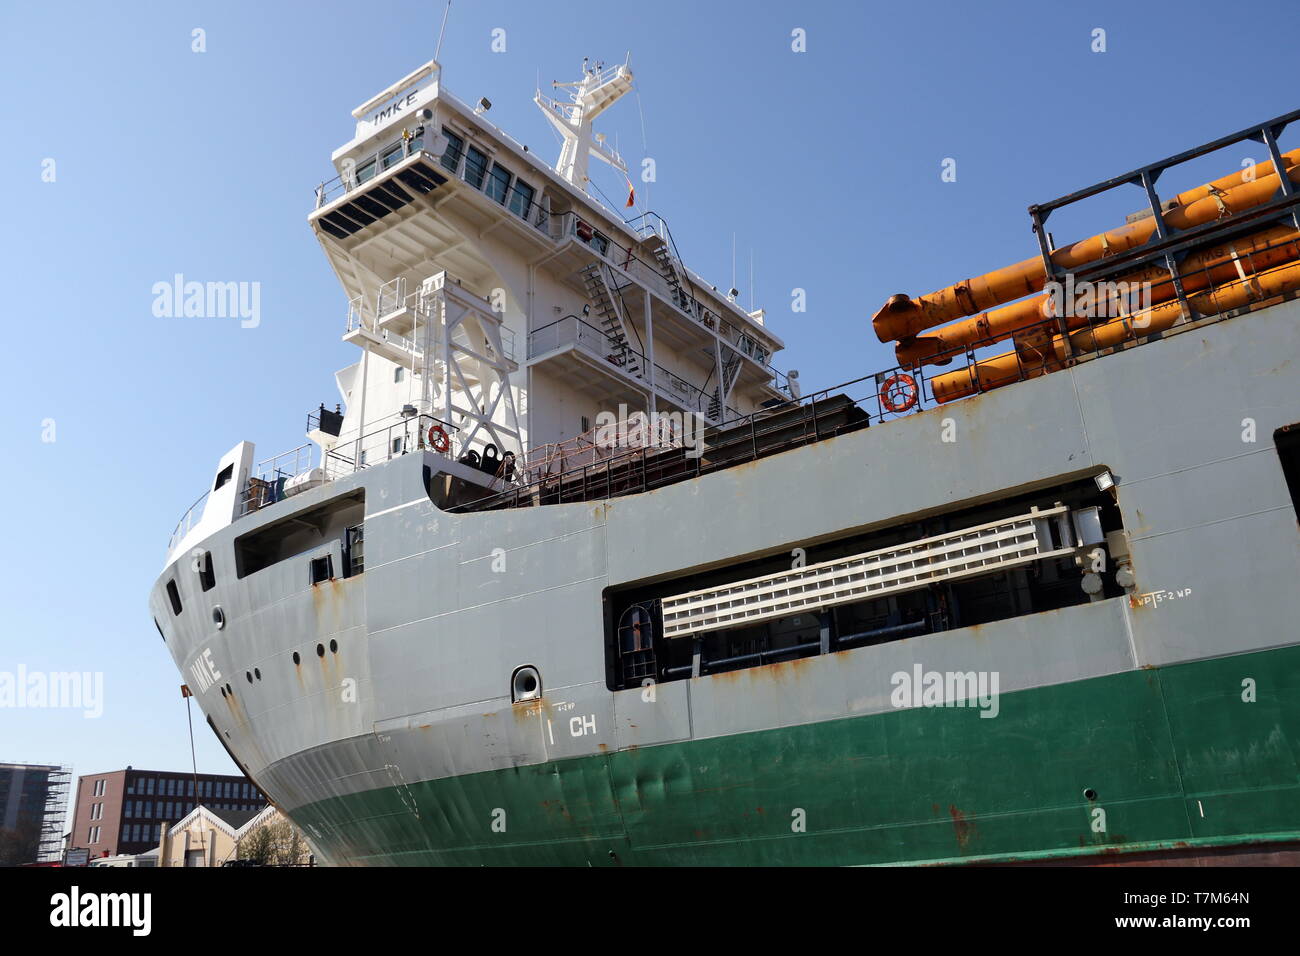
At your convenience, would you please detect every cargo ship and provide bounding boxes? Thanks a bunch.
[150,56,1300,865]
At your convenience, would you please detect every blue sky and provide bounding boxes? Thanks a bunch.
[1,0,1296,814]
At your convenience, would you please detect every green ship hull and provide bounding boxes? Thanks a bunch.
[290,642,1300,866]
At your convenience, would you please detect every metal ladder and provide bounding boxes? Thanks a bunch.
[580,263,641,377]
[645,234,695,314]
[708,347,743,421]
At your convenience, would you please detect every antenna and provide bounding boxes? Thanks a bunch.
[434,0,452,61]
[534,57,634,191]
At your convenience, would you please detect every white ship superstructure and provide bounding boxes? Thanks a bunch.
[298,57,792,500]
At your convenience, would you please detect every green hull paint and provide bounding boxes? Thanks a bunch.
[292,644,1300,865]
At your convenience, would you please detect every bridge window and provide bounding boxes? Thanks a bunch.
[381,142,403,170]
[464,146,488,189]
[509,178,535,220]
[356,157,377,185]
[487,163,512,204]
[440,127,464,173]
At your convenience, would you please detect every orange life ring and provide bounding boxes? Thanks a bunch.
[427,424,450,453]
[880,373,918,414]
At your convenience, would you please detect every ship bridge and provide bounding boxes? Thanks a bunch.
[307,57,795,482]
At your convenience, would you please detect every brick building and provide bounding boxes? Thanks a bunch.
[69,767,266,859]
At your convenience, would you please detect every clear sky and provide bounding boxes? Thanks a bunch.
[1,0,1297,817]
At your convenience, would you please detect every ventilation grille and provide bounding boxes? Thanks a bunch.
[661,505,1077,638]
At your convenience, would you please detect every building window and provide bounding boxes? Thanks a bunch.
[391,437,404,456]
[487,163,511,204]
[166,579,183,616]
[146,778,155,795]
[440,127,464,173]
[464,146,488,189]
[508,178,535,220]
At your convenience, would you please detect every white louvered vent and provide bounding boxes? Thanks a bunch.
[661,505,1077,639]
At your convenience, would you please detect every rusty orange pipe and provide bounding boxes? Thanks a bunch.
[896,224,1300,368]
[874,149,1300,343]
[931,256,1300,402]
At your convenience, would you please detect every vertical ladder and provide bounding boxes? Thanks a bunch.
[581,263,641,377]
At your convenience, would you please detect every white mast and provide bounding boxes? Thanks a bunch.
[535,56,634,193]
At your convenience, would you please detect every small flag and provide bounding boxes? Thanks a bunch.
[624,175,636,208]
[181,684,192,698]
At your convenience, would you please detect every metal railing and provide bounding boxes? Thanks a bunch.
[527,315,720,418]
[546,209,781,371]
[168,490,211,554]
[324,413,461,480]
[238,444,319,517]
[454,263,1298,515]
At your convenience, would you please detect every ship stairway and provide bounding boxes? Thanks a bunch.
[708,347,744,421]
[644,234,695,314]
[660,504,1080,638]
[580,263,642,378]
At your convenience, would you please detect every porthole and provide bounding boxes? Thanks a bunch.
[254,668,262,681]
[316,643,325,658]
[329,639,338,654]
[511,665,542,703]
[1083,788,1098,802]
[212,606,226,630]
[220,687,227,698]
[292,651,300,665]
[245,672,253,684]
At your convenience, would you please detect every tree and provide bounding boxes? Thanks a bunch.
[238,825,273,864]
[239,816,311,866]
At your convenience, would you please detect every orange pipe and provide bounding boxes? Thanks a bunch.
[874,150,1300,343]
[930,256,1300,403]
[896,224,1300,368]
